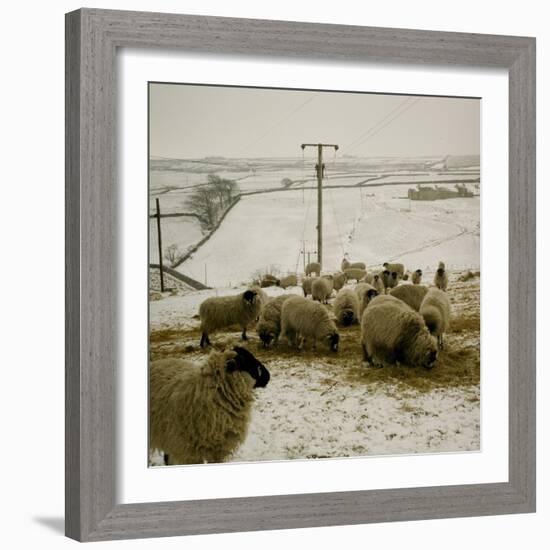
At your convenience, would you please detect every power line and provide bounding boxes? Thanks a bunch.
[346,98,422,154]
[243,94,318,152]
[344,96,414,152]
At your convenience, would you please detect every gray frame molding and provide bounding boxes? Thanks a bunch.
[65,8,536,542]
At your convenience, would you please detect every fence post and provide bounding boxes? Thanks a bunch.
[156,198,165,292]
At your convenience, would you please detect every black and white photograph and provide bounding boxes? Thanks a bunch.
[148,83,481,466]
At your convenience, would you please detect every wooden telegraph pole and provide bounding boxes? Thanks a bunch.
[155,198,165,292]
[300,143,339,270]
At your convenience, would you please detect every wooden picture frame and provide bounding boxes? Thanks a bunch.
[65,8,536,542]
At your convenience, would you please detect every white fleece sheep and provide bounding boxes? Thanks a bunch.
[280,295,339,351]
[333,288,360,326]
[312,277,333,303]
[279,274,298,289]
[389,284,429,311]
[360,295,438,369]
[332,272,346,291]
[344,267,367,282]
[419,288,451,349]
[199,289,262,347]
[256,294,292,347]
[150,347,270,465]
[305,262,321,277]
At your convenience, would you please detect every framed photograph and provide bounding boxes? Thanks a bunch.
[65,8,536,542]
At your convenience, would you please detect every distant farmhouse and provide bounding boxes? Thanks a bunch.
[408,183,474,201]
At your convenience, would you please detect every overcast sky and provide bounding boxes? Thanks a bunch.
[149,83,480,159]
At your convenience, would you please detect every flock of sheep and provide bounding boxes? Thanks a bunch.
[149,256,454,466]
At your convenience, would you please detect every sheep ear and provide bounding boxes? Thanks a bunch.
[226,358,238,372]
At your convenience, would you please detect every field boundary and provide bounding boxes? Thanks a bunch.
[149,263,210,290]
[172,196,241,268]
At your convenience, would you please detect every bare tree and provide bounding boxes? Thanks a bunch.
[185,174,239,230]
[164,244,183,267]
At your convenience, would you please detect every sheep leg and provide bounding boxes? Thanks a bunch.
[361,342,370,363]
[241,327,248,341]
[200,332,211,348]
[163,453,170,465]
[439,334,444,350]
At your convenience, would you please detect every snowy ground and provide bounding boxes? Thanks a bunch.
[178,185,479,287]
[149,274,480,464]
[150,155,480,286]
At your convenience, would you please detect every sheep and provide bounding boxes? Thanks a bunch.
[360,295,438,369]
[371,272,385,295]
[383,262,405,279]
[433,261,449,291]
[342,257,365,271]
[412,269,423,284]
[150,346,270,465]
[280,295,339,352]
[419,288,451,349]
[302,276,313,297]
[364,272,374,284]
[256,294,292,347]
[260,275,280,288]
[390,284,429,311]
[312,276,333,304]
[305,262,321,277]
[355,282,379,315]
[332,272,347,291]
[199,289,262,347]
[344,267,367,282]
[385,271,400,291]
[379,269,391,292]
[249,285,268,306]
[333,288,360,326]
[279,274,298,289]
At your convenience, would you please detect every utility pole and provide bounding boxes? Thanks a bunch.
[155,198,165,292]
[301,143,339,270]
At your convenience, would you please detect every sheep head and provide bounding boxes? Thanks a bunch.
[243,289,258,306]
[226,346,270,388]
[326,331,339,352]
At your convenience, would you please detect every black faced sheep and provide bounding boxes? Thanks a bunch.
[199,289,262,347]
[256,294,292,347]
[360,295,438,369]
[280,295,339,352]
[333,288,360,326]
[434,261,449,291]
[371,273,385,295]
[420,288,451,349]
[383,262,405,279]
[354,282,379,315]
[150,346,270,465]
[411,269,423,284]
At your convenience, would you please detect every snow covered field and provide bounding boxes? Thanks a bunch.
[177,184,479,287]
[148,154,480,465]
[149,274,480,463]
